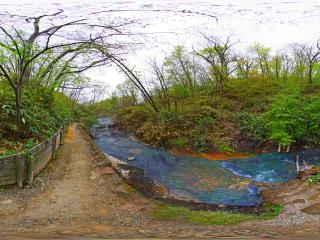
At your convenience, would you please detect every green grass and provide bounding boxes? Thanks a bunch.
[309,173,320,184]
[0,149,17,157]
[152,203,283,225]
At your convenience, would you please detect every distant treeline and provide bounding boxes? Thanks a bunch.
[94,36,320,153]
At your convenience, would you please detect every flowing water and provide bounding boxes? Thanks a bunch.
[92,118,320,207]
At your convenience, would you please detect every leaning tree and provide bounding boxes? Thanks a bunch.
[0,10,130,138]
[0,9,219,139]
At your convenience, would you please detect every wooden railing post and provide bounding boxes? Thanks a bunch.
[60,129,63,145]
[15,154,25,188]
[27,155,34,185]
[52,134,57,159]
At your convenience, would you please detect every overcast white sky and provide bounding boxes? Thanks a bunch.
[1,0,320,93]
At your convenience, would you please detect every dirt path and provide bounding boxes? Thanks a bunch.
[0,125,320,239]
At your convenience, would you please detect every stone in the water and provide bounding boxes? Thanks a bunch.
[127,156,136,161]
[301,203,320,215]
[130,148,141,154]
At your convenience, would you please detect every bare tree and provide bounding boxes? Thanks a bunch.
[235,53,254,80]
[291,40,320,84]
[249,43,272,79]
[194,35,237,93]
[149,58,171,111]
[116,79,139,107]
[165,45,197,96]
[278,52,293,81]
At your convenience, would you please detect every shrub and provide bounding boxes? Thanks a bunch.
[169,137,188,149]
[260,93,306,147]
[116,105,154,132]
[193,134,208,152]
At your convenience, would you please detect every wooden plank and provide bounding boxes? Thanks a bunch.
[0,169,17,185]
[55,131,60,150]
[52,135,56,159]
[0,163,16,172]
[0,171,16,178]
[0,161,15,169]
[30,139,51,155]
[0,176,16,181]
[0,159,16,166]
[0,160,15,167]
[33,157,51,176]
[0,179,16,186]
[60,129,64,145]
[33,145,52,166]
[0,168,16,176]
[32,141,52,175]
[0,155,16,161]
[27,155,34,185]
[16,155,25,188]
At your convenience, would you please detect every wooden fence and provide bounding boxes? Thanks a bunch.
[0,123,68,187]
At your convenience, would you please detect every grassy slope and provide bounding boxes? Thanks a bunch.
[152,202,283,225]
[113,78,320,153]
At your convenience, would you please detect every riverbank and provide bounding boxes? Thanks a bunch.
[0,124,320,239]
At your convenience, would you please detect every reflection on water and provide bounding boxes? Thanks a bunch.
[92,118,320,207]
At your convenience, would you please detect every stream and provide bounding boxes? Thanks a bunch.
[92,118,320,209]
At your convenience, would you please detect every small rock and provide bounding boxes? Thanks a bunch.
[288,199,305,204]
[153,184,168,195]
[301,203,320,215]
[114,183,132,194]
[127,156,136,161]
[90,171,99,180]
[100,166,115,175]
[1,199,13,205]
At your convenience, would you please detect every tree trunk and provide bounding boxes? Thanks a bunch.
[14,87,22,139]
[308,65,313,84]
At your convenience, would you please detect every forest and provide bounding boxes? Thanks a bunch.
[95,37,320,154]
[0,11,127,156]
[1,11,320,158]
[2,3,320,238]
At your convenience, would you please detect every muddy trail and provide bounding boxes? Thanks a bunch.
[0,125,320,239]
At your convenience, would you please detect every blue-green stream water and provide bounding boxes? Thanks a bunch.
[93,118,320,207]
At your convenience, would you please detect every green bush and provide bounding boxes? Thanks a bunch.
[193,134,207,152]
[169,137,188,149]
[303,97,320,145]
[0,83,93,153]
[116,105,154,131]
[259,93,306,147]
